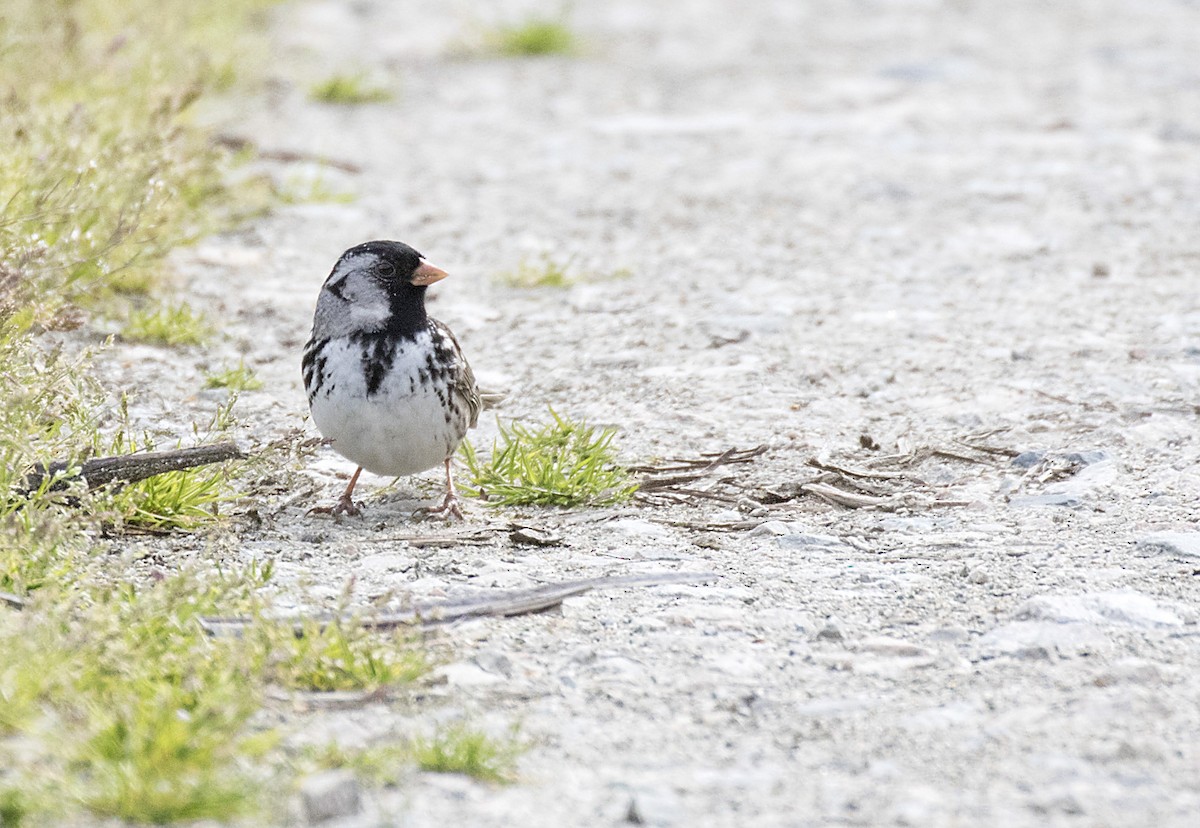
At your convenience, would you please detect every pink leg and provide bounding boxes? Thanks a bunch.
[416,458,463,520]
[308,466,365,518]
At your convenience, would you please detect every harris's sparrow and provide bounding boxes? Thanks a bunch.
[302,240,480,517]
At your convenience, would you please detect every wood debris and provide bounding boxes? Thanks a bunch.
[212,133,364,173]
[799,482,969,511]
[634,445,768,504]
[18,442,245,497]
[200,571,715,637]
[362,522,561,548]
[755,431,1017,512]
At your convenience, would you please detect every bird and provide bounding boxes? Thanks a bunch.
[302,240,480,518]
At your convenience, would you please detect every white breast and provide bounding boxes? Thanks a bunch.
[308,331,469,477]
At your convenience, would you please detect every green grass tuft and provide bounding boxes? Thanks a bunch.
[0,567,279,824]
[488,18,577,56]
[123,302,211,346]
[278,173,357,205]
[0,513,87,597]
[460,408,637,507]
[303,724,524,787]
[0,790,24,827]
[303,742,412,787]
[499,255,578,288]
[411,724,524,783]
[78,685,261,823]
[263,620,428,693]
[108,467,233,530]
[204,361,263,391]
[497,255,632,288]
[309,73,393,104]
[0,0,277,320]
[0,326,103,590]
[86,396,242,532]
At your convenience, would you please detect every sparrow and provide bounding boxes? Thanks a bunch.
[302,240,480,518]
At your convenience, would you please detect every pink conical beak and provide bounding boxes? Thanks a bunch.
[410,260,448,286]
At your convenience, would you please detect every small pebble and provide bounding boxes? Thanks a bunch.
[816,619,845,642]
[1092,659,1167,688]
[510,526,562,546]
[1016,592,1182,628]
[299,770,361,824]
[857,637,930,658]
[1008,493,1084,508]
[474,649,515,678]
[748,520,790,537]
[1136,532,1200,559]
[1011,450,1045,469]
[1065,449,1110,466]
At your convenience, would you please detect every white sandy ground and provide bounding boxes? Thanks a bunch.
[92,0,1200,825]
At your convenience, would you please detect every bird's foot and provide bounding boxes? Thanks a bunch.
[414,491,464,521]
[307,493,364,518]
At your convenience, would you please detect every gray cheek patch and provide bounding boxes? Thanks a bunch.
[325,277,348,301]
[311,266,391,338]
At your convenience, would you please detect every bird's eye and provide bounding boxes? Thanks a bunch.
[376,261,396,278]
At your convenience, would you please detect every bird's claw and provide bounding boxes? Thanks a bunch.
[414,492,463,521]
[307,494,364,519]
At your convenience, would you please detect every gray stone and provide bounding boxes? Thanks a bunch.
[610,518,670,538]
[977,620,1109,660]
[473,649,515,678]
[928,625,970,643]
[1092,659,1170,687]
[1047,458,1117,493]
[876,516,938,532]
[617,787,682,827]
[1008,493,1084,508]
[857,637,931,658]
[1011,450,1046,469]
[747,520,790,536]
[1016,592,1182,628]
[355,552,416,576]
[816,618,845,642]
[1136,532,1200,559]
[1065,449,1110,466]
[776,531,848,551]
[510,526,562,546]
[435,662,505,687]
[300,770,361,824]
[879,61,949,82]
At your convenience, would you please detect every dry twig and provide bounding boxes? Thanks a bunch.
[635,445,768,503]
[799,482,969,511]
[19,442,245,496]
[200,571,715,636]
[806,457,912,481]
[212,133,364,173]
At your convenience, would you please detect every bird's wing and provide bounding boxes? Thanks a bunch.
[435,320,481,429]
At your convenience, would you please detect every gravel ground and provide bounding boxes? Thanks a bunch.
[119,0,1200,824]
